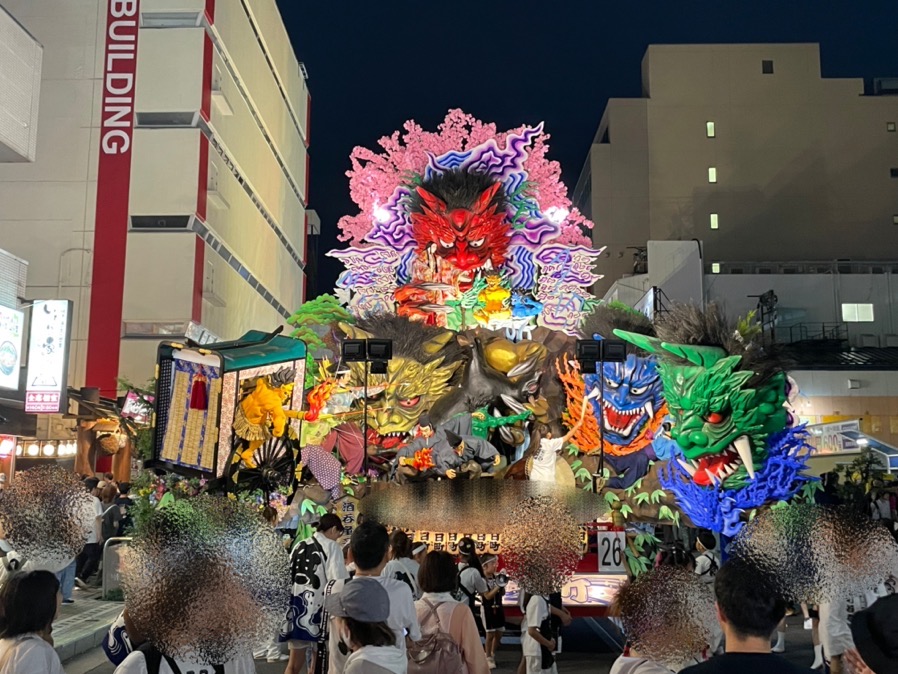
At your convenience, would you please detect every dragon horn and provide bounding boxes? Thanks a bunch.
[659,342,728,367]
[613,329,662,354]
[473,182,502,214]
[416,186,447,213]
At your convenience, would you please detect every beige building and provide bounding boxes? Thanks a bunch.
[0,0,310,398]
[574,43,898,297]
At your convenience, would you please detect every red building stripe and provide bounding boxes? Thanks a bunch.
[193,0,216,323]
[85,0,141,398]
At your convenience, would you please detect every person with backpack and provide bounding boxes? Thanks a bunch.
[521,592,558,674]
[694,531,719,582]
[325,579,406,674]
[322,522,421,674]
[284,514,350,674]
[412,551,490,674]
[457,538,488,633]
[100,483,123,544]
[382,531,421,601]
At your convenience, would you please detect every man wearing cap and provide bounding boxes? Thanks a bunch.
[325,579,407,674]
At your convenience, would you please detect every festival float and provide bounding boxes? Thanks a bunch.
[143,110,817,611]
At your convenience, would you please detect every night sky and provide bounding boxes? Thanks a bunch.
[274,1,898,297]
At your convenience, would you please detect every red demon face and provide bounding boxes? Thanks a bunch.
[410,181,510,272]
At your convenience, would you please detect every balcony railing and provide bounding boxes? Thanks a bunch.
[775,322,848,345]
[706,261,898,275]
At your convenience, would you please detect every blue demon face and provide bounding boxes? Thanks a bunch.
[584,353,664,446]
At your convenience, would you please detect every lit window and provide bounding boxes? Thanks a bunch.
[710,213,719,230]
[841,303,875,322]
[762,60,774,74]
[706,121,716,138]
[711,263,721,274]
[708,167,717,183]
[888,122,896,132]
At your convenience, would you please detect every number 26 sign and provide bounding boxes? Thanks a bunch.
[597,531,627,575]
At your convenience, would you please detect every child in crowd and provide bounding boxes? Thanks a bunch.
[522,591,558,674]
[480,554,506,669]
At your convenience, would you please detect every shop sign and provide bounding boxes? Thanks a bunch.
[0,306,24,391]
[807,420,861,455]
[25,300,72,413]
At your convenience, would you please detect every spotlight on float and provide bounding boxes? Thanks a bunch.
[575,338,627,487]
[340,338,394,474]
[367,339,392,375]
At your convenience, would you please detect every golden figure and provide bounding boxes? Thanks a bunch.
[474,275,512,324]
[233,367,308,468]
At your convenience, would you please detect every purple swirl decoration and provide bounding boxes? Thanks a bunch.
[501,246,537,289]
[365,186,414,251]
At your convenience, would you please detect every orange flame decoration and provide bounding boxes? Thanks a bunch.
[304,380,337,423]
[411,447,435,472]
[555,357,667,457]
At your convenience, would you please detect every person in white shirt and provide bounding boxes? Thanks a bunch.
[381,530,421,600]
[285,513,350,674]
[325,522,421,674]
[325,578,407,674]
[521,593,557,674]
[0,570,65,674]
[74,476,104,588]
[693,530,722,655]
[529,396,591,483]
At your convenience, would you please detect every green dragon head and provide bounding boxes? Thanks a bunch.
[615,323,788,489]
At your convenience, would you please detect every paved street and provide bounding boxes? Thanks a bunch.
[64,615,816,673]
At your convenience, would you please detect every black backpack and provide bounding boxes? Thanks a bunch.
[697,552,719,577]
[138,642,225,674]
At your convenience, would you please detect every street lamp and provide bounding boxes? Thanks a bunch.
[341,338,393,476]
[575,338,627,492]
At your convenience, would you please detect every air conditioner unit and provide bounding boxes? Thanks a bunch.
[858,334,879,347]
[884,335,898,347]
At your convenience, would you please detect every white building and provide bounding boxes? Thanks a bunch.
[574,43,898,297]
[0,4,42,163]
[0,0,310,399]
[603,240,898,452]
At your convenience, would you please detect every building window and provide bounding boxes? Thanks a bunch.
[888,122,896,132]
[891,168,898,178]
[893,214,898,225]
[706,121,716,138]
[841,303,874,322]
[711,263,721,274]
[762,60,774,74]
[708,167,717,183]
[710,213,719,230]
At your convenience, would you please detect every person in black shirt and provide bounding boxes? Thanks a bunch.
[680,560,815,674]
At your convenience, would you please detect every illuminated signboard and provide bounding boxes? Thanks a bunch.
[0,305,24,391]
[25,300,73,414]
